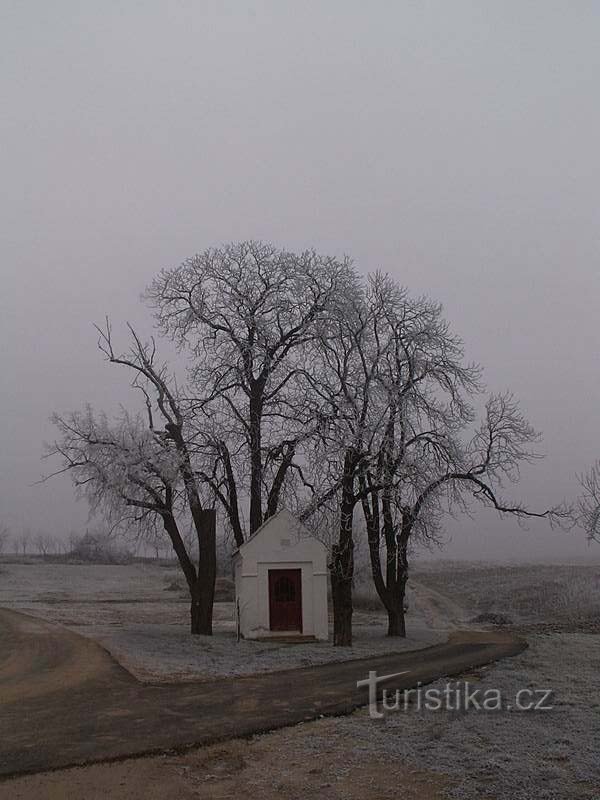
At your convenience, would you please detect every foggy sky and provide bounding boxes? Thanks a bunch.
[1,1,599,561]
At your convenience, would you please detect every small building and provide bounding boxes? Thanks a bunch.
[232,509,329,641]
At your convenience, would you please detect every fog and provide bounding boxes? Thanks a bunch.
[1,2,598,561]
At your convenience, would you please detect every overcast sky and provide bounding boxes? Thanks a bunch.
[1,1,598,561]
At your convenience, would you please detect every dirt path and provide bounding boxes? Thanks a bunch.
[0,607,526,779]
[409,579,471,628]
[0,606,134,702]
[0,728,455,800]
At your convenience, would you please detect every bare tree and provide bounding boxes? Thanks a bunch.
[48,324,217,634]
[0,524,9,555]
[578,461,600,541]
[46,242,569,648]
[34,532,53,557]
[301,274,568,644]
[298,279,387,645]
[48,242,357,642]
[147,528,165,560]
[69,528,132,563]
[358,277,570,636]
[67,530,80,554]
[147,241,355,543]
[20,527,31,556]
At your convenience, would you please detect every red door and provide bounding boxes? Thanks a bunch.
[269,569,302,632]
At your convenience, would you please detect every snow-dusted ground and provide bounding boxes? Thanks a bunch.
[2,560,599,796]
[297,561,600,799]
[298,632,600,799]
[0,562,445,681]
[81,617,442,682]
[412,560,600,631]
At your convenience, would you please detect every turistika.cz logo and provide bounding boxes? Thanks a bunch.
[356,670,554,719]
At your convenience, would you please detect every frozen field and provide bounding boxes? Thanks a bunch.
[232,631,600,800]
[4,630,598,799]
[1,559,599,798]
[412,560,600,632]
[0,561,445,681]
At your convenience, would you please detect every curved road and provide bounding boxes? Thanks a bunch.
[0,608,526,778]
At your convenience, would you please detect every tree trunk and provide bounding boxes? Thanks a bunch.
[362,489,411,638]
[331,448,358,647]
[249,389,264,534]
[162,508,216,636]
[191,508,217,635]
[190,581,213,635]
[385,533,409,637]
[385,574,407,637]
[265,443,296,520]
[219,442,244,547]
[331,564,353,646]
[386,605,405,637]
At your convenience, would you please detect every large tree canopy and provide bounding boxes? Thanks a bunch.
[48,241,569,645]
[146,241,357,542]
[298,273,569,643]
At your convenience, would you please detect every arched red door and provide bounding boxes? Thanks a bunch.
[268,569,302,632]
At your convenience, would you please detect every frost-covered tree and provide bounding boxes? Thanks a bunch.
[34,532,54,557]
[49,241,356,636]
[47,240,569,646]
[19,528,31,556]
[358,277,570,637]
[298,277,389,646]
[147,241,355,543]
[578,462,600,542]
[302,273,569,644]
[0,524,9,555]
[48,325,217,634]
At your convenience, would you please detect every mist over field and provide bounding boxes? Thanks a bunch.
[1,2,599,563]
